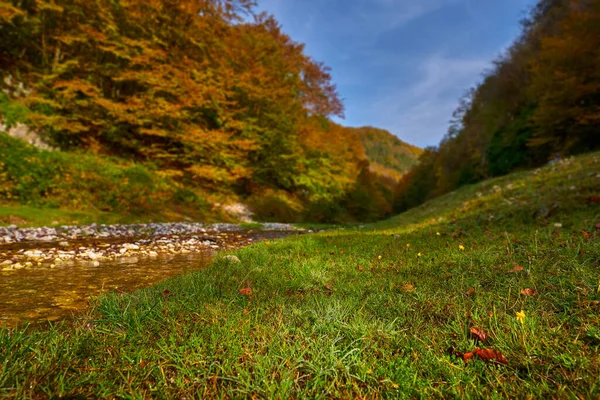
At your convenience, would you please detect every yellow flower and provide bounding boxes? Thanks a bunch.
[406,243,410,248]
[459,245,465,251]
[417,253,422,257]
[436,232,441,236]
[378,255,382,260]
[516,310,526,323]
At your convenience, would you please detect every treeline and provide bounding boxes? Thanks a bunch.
[395,0,600,211]
[0,0,418,222]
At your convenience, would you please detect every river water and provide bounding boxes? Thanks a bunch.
[0,230,296,328]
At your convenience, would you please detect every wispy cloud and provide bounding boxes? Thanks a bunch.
[365,55,491,147]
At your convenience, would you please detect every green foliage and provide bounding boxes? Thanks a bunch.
[0,132,207,218]
[0,92,29,128]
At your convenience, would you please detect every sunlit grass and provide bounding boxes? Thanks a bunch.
[1,152,599,397]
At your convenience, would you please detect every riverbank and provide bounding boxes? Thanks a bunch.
[1,152,599,398]
[0,222,299,269]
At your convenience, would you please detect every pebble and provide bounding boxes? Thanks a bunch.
[0,222,298,244]
[0,222,301,270]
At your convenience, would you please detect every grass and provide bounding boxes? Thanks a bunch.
[1,152,599,398]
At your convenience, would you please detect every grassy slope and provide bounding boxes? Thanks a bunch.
[1,152,599,398]
[0,132,224,226]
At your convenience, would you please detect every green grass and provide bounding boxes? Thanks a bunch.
[1,153,599,398]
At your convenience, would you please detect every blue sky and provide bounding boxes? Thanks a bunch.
[255,0,538,148]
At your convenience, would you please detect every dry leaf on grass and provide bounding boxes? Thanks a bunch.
[402,283,416,292]
[239,287,252,296]
[453,347,508,365]
[520,288,537,296]
[465,288,475,296]
[469,327,488,343]
[511,265,524,273]
[588,196,600,204]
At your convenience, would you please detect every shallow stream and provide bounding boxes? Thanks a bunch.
[0,230,295,328]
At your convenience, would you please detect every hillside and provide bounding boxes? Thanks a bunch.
[353,126,422,180]
[2,150,599,398]
[0,0,409,223]
[394,0,600,212]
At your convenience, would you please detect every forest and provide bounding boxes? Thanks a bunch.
[0,0,418,223]
[394,0,600,211]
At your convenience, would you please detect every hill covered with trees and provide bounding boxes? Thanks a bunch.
[0,0,417,223]
[352,126,422,181]
[395,0,600,212]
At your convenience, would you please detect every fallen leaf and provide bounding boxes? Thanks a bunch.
[462,347,508,365]
[465,288,475,296]
[402,283,415,292]
[520,288,537,296]
[595,223,600,229]
[162,289,171,296]
[239,287,252,296]
[511,265,523,273]
[469,327,488,343]
[243,308,249,314]
[589,196,600,204]
[358,265,364,272]
[581,230,591,238]
[324,283,332,291]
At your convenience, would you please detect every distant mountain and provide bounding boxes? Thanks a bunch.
[352,127,423,180]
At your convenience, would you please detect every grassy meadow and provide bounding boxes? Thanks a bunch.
[1,152,599,398]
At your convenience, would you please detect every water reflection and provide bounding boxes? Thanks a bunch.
[0,252,213,327]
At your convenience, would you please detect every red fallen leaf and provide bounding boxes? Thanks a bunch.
[358,265,364,272]
[589,196,600,204]
[402,283,416,292]
[462,347,508,365]
[324,283,332,291]
[520,288,537,296]
[239,287,252,296]
[581,230,591,238]
[469,327,488,343]
[465,288,475,296]
[162,290,171,296]
[511,265,523,272]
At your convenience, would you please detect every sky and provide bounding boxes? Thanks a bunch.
[255,0,538,148]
